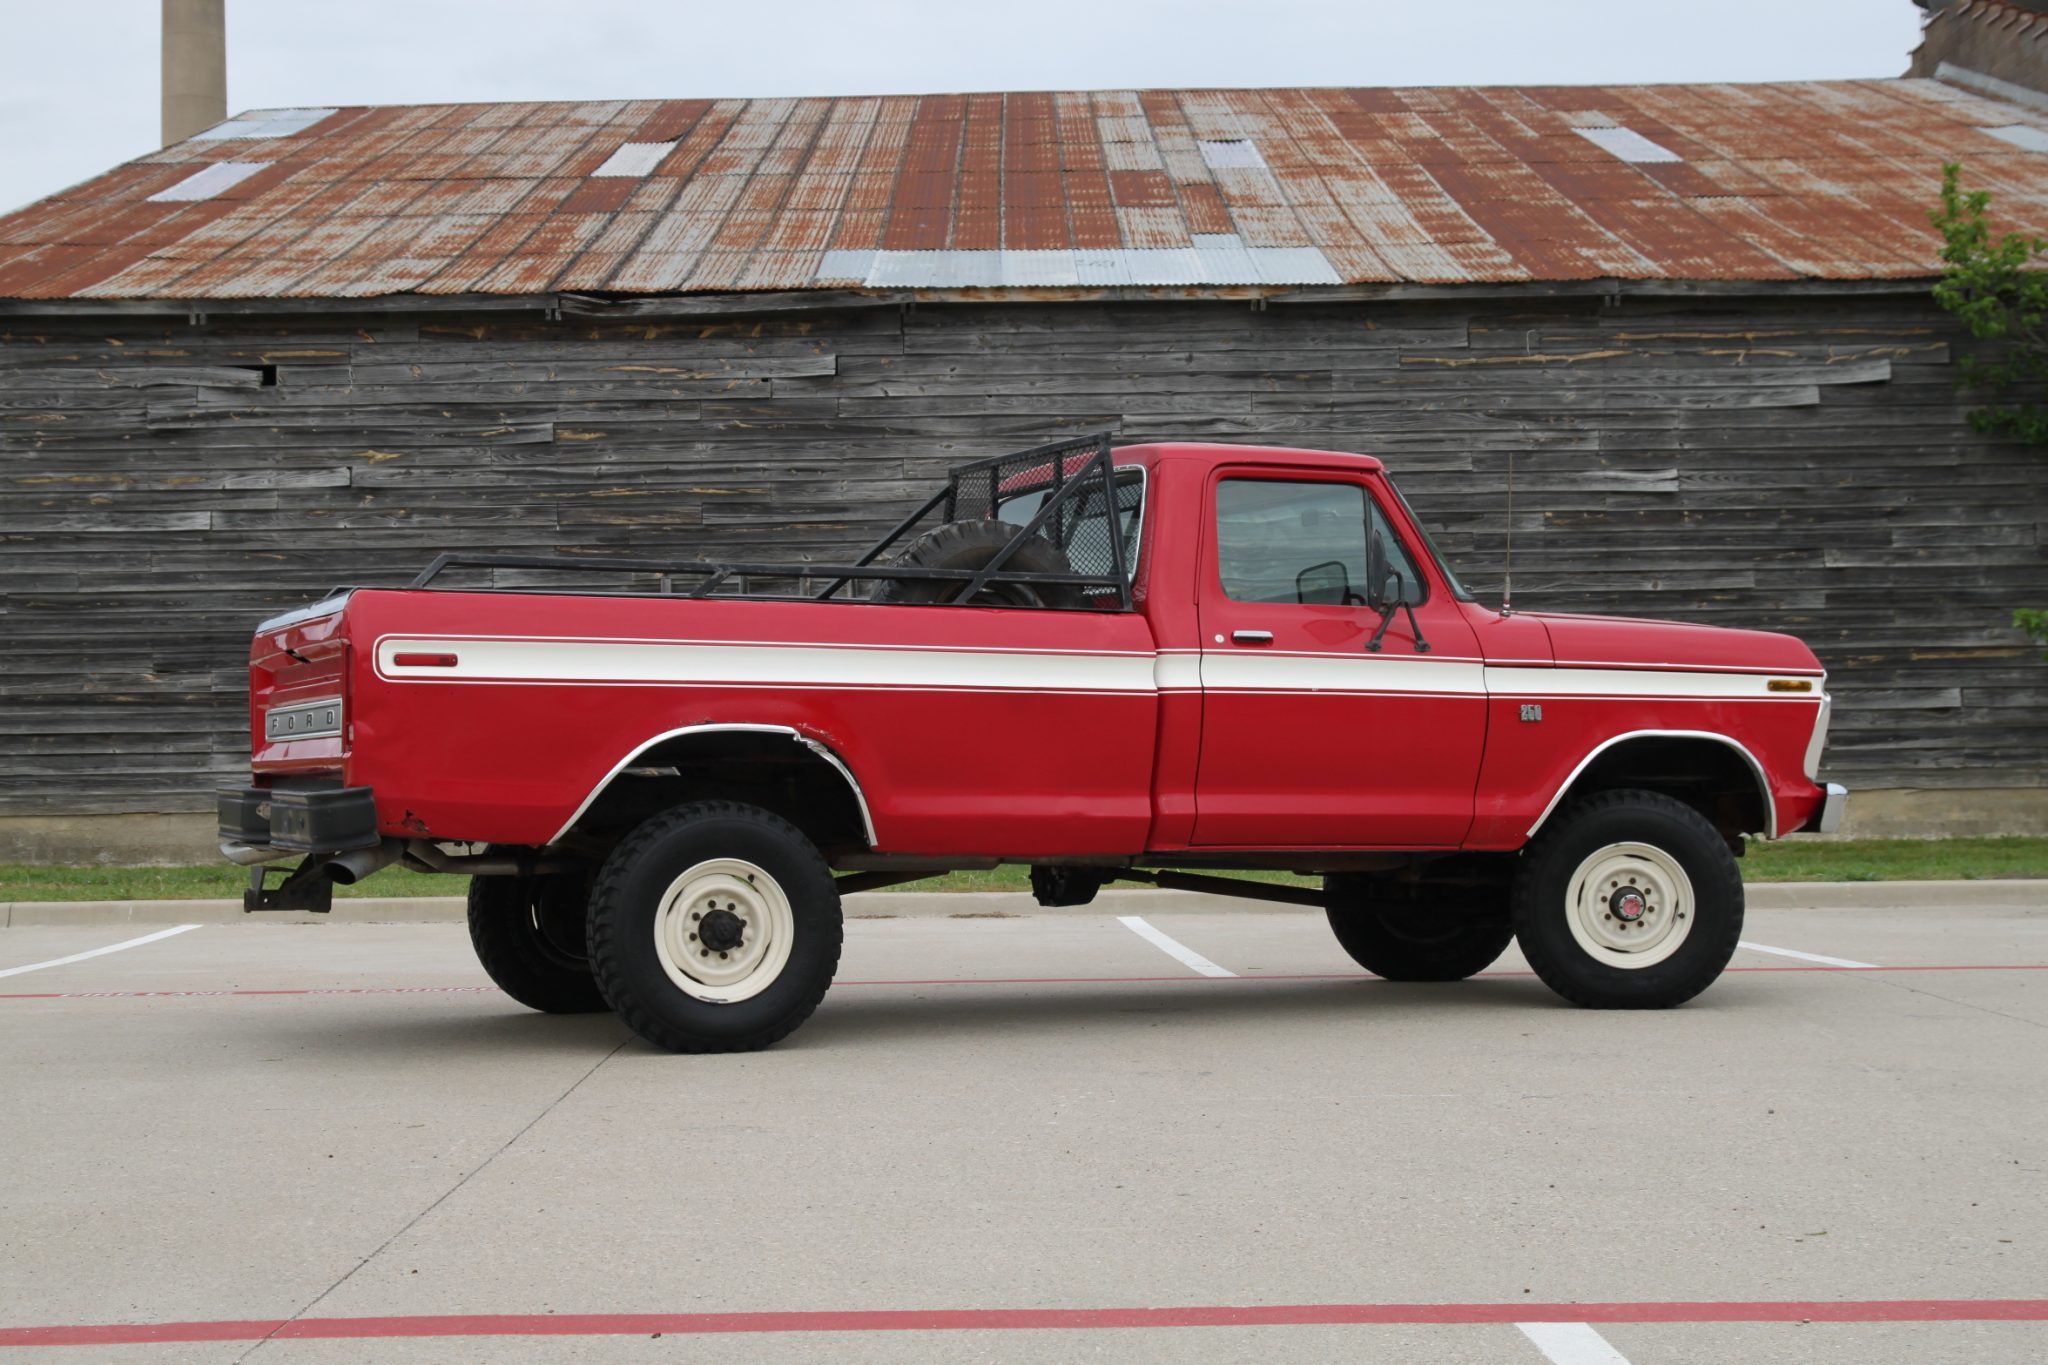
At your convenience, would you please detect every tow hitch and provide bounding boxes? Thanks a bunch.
[245,860,335,913]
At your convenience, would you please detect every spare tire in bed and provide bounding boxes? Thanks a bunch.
[870,519,1082,608]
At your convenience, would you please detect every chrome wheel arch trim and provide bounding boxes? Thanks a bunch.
[1525,728,1777,842]
[549,723,878,848]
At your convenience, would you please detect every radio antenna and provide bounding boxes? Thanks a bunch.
[1502,449,1515,616]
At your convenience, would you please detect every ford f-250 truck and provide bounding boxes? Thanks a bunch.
[220,434,1845,1053]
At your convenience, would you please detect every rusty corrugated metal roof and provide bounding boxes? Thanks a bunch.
[4,78,2048,301]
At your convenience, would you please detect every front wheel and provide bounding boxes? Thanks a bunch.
[588,802,843,1053]
[1324,874,1514,981]
[1512,789,1743,1009]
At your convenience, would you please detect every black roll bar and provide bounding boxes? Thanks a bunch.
[405,431,1133,611]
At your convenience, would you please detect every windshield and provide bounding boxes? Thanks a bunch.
[1386,475,1474,602]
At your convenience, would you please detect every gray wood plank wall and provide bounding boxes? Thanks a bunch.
[1,294,2042,818]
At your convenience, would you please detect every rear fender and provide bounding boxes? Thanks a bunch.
[551,723,876,849]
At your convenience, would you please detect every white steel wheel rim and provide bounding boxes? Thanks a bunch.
[652,858,794,1004]
[1564,841,1695,970]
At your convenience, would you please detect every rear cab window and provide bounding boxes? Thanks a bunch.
[996,465,1145,598]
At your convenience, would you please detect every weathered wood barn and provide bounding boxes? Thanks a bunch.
[3,72,2048,857]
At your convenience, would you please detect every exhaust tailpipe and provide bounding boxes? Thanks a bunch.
[323,840,403,885]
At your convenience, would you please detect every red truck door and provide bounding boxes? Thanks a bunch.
[1190,466,1487,848]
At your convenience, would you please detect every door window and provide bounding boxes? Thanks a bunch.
[1215,479,1419,605]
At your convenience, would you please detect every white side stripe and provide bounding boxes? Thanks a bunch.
[1738,940,1876,969]
[371,633,1821,704]
[1118,916,1236,977]
[1203,652,1485,696]
[378,637,1156,693]
[0,924,201,978]
[1517,1322,1633,1364]
[1488,666,1802,700]
[1153,653,1202,691]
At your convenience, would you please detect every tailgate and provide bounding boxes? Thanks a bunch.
[249,593,354,772]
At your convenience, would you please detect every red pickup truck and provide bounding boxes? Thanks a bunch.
[221,435,1844,1052]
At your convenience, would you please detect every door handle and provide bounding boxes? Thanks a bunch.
[1232,630,1274,644]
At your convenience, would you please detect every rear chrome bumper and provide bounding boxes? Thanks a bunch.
[218,783,382,915]
[217,783,379,856]
[1808,782,1848,835]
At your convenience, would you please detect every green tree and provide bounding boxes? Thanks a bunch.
[1930,163,2048,654]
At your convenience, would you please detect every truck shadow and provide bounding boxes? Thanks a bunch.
[799,974,1573,1048]
[252,974,1758,1057]
[250,1004,633,1057]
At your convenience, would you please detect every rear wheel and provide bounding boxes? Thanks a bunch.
[467,870,607,1014]
[1512,789,1743,1008]
[588,802,843,1053]
[1324,874,1514,981]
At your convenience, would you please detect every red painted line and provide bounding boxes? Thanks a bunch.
[1,965,2045,1002]
[0,985,501,1001]
[7,1299,2048,1347]
[836,973,1364,986]
[836,965,2048,985]
[1728,964,2048,974]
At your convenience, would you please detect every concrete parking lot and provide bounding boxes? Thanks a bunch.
[1,889,2044,1362]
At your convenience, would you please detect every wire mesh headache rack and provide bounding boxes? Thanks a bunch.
[405,431,1140,610]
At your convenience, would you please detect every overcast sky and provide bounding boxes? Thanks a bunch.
[3,0,1930,213]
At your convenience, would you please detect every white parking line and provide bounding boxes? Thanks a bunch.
[1116,916,1236,977]
[0,924,202,979]
[1517,1321,1632,1364]
[1738,940,1876,969]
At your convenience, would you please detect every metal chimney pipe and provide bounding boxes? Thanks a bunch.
[161,0,227,146]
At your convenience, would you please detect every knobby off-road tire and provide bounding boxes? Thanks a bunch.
[1323,874,1514,981]
[467,870,608,1014]
[1512,788,1743,1009]
[588,802,843,1053]
[871,518,1081,608]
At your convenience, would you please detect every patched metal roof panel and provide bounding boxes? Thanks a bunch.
[866,249,1000,287]
[998,249,1082,287]
[1251,244,1344,285]
[192,107,340,141]
[815,248,876,282]
[8,79,2048,299]
[1198,138,1268,169]
[592,141,679,178]
[1573,125,1683,164]
[1986,123,2048,153]
[144,162,271,204]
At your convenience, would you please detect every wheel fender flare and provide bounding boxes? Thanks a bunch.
[549,723,877,847]
[1525,728,1776,841]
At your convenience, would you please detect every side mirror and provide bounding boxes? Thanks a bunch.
[1295,559,1352,605]
[1363,523,1433,655]
[1365,527,1393,610]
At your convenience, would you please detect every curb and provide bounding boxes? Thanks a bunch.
[1,896,470,927]
[1747,879,2047,909]
[3,880,2042,926]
